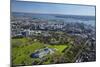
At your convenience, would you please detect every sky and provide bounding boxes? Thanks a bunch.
[11,0,95,16]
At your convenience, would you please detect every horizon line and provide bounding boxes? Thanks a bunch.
[12,11,95,16]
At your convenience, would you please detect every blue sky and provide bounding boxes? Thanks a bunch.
[11,0,95,16]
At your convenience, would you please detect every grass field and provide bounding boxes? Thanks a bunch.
[11,37,70,65]
[48,45,68,53]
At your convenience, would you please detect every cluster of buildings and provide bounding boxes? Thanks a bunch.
[11,17,65,37]
[30,47,55,58]
[11,15,95,41]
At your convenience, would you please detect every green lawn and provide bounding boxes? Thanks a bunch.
[12,38,70,65]
[48,45,68,53]
[12,38,45,65]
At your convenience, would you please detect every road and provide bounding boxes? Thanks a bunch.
[72,39,90,62]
